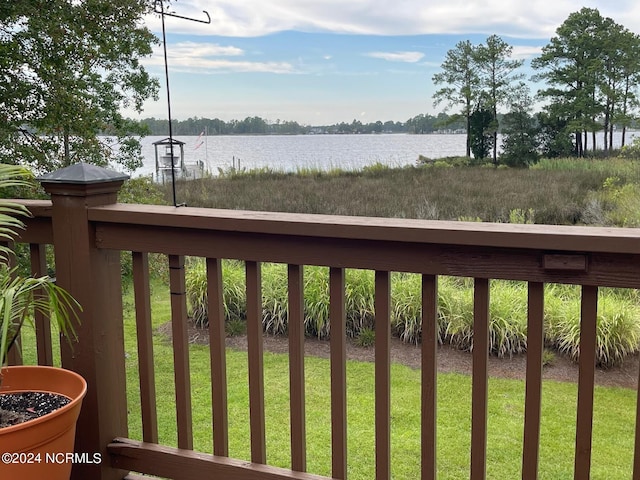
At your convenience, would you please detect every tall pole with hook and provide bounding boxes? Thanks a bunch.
[154,0,211,206]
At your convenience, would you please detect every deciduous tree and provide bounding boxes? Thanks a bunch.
[0,0,159,173]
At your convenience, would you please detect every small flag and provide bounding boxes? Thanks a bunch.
[194,130,205,150]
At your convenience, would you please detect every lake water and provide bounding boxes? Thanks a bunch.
[138,133,466,177]
[136,132,639,178]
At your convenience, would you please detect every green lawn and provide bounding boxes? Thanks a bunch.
[117,279,638,480]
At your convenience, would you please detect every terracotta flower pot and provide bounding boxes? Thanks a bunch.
[0,365,87,480]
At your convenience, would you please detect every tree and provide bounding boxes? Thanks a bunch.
[474,35,524,165]
[0,0,159,173]
[532,8,616,156]
[536,111,574,158]
[613,31,640,147]
[469,97,494,163]
[433,40,480,157]
[500,86,540,167]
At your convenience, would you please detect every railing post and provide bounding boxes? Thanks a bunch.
[39,163,129,480]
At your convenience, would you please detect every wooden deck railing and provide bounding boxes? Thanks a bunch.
[9,164,640,479]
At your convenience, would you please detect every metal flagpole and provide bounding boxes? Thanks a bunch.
[153,0,211,206]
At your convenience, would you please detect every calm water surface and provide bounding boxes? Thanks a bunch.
[136,131,639,177]
[137,134,465,177]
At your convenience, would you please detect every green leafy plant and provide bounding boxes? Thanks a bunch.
[0,165,80,380]
[225,319,246,337]
[355,328,375,347]
[544,285,640,367]
[508,208,535,224]
[542,349,556,367]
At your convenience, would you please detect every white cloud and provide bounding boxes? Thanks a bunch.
[511,46,544,60]
[166,41,244,58]
[145,0,640,39]
[366,51,425,63]
[147,42,296,74]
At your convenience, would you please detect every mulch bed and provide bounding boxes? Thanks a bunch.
[159,320,639,390]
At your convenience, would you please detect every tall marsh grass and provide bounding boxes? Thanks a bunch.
[185,261,640,367]
[533,157,640,182]
[169,165,610,225]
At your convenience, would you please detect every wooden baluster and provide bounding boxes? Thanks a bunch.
[375,271,391,480]
[522,282,544,480]
[31,243,53,366]
[246,261,266,463]
[133,252,158,443]
[208,257,229,456]
[574,285,598,479]
[330,267,347,479]
[288,264,307,471]
[471,278,489,480]
[421,274,438,480]
[169,255,193,450]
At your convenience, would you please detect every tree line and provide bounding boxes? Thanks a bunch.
[139,113,466,136]
[434,7,640,165]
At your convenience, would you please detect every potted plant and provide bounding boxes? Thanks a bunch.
[0,164,85,480]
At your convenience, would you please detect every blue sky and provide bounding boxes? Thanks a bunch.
[134,0,640,125]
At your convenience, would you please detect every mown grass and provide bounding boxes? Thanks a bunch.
[114,278,638,480]
[168,164,613,225]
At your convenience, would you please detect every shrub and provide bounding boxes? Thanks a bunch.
[432,160,453,168]
[118,175,166,205]
[597,177,640,227]
[620,137,640,159]
[355,328,376,347]
[361,162,391,177]
[542,349,555,367]
[508,208,535,224]
[226,319,246,336]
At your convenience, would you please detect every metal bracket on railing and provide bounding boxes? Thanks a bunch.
[153,0,211,207]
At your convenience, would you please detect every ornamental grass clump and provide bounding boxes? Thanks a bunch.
[185,260,640,366]
[544,286,640,368]
[391,273,430,344]
[260,263,288,335]
[186,259,246,328]
[437,279,529,357]
[344,269,375,336]
[301,266,330,338]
